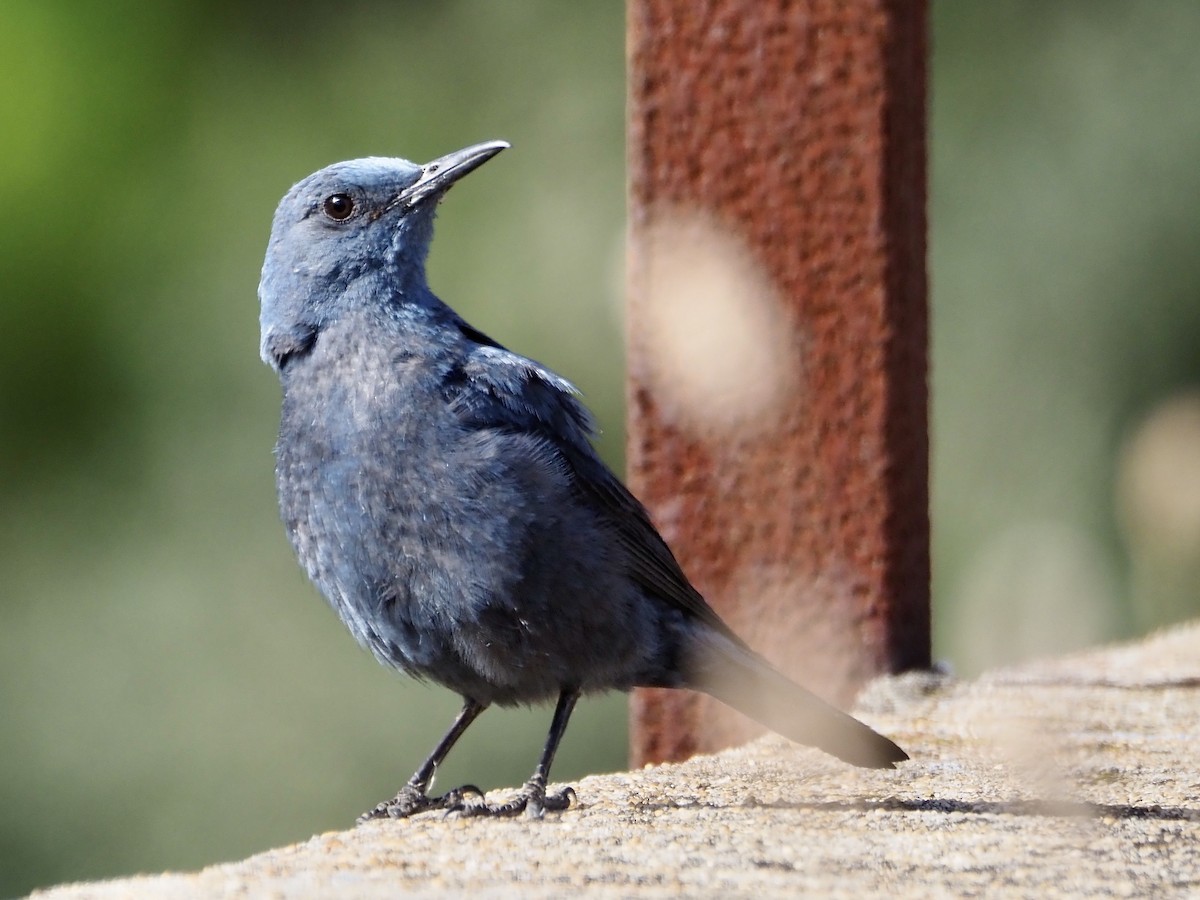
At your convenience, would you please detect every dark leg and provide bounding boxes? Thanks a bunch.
[455,688,581,820]
[357,697,487,823]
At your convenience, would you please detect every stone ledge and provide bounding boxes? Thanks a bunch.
[35,623,1200,898]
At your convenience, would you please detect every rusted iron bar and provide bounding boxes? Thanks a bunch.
[627,0,930,765]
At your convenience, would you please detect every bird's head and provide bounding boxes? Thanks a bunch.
[258,140,508,371]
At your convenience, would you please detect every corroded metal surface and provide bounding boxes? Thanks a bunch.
[627,0,930,765]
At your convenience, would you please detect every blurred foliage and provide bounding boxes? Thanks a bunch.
[931,1,1200,667]
[0,2,627,893]
[1,1,1199,895]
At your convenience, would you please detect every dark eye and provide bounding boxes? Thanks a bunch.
[322,193,355,221]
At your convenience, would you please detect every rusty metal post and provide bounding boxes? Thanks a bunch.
[627,0,930,765]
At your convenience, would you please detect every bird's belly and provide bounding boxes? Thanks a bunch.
[277,456,564,702]
[276,413,659,705]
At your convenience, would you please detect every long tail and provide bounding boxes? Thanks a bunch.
[684,628,908,769]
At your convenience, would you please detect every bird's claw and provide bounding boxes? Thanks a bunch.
[357,783,486,824]
[357,783,433,823]
[451,777,576,820]
[438,784,488,817]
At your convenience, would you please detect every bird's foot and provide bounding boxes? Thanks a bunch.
[356,783,485,824]
[449,775,576,820]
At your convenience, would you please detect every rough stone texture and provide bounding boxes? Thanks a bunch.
[35,624,1200,898]
[626,0,931,765]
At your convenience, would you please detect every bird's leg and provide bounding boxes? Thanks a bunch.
[357,697,487,823]
[454,688,580,820]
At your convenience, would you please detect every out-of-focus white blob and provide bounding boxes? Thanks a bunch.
[632,209,800,435]
[1117,390,1200,629]
[724,559,863,675]
[952,521,1118,677]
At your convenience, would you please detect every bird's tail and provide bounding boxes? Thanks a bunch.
[684,628,908,769]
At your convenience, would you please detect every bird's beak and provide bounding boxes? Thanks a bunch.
[393,140,510,211]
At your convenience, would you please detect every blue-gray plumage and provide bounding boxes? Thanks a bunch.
[259,141,907,821]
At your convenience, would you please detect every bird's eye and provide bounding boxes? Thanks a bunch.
[322,194,355,221]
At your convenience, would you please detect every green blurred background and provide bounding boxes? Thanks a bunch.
[3,1,1199,894]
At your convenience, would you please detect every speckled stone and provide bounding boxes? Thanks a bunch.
[33,624,1200,898]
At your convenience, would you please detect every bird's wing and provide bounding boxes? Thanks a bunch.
[449,328,747,648]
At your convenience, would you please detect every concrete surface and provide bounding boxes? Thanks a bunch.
[34,623,1200,898]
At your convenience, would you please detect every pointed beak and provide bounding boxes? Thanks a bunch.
[393,140,510,211]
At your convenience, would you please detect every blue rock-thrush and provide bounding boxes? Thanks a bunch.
[259,140,907,821]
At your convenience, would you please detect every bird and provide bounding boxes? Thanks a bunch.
[258,140,908,821]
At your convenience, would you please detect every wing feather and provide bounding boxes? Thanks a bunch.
[447,322,746,647]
